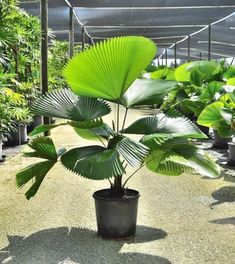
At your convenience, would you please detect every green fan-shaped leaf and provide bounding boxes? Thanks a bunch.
[197,101,224,127]
[227,78,235,86]
[145,64,158,73]
[150,67,169,79]
[200,81,223,101]
[25,137,58,160]
[110,136,149,167]
[144,137,220,178]
[63,36,157,100]
[16,160,56,200]
[72,121,115,140]
[157,159,194,176]
[60,146,125,180]
[175,61,220,84]
[120,79,177,107]
[30,123,67,136]
[140,133,174,146]
[123,113,206,138]
[175,62,191,82]
[16,137,59,200]
[187,60,221,83]
[197,101,232,138]
[32,89,111,121]
[223,66,235,80]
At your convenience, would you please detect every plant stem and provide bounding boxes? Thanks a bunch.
[116,103,120,132]
[114,175,122,189]
[123,153,166,187]
[121,108,128,133]
[123,164,145,188]
[95,134,106,147]
[108,178,113,187]
[111,175,124,196]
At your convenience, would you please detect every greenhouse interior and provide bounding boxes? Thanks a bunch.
[0,0,235,263]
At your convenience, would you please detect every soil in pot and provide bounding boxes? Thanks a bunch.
[213,130,231,149]
[93,188,140,239]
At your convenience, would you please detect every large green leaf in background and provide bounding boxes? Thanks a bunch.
[16,137,59,200]
[122,113,207,139]
[174,62,191,82]
[223,66,235,80]
[32,88,111,121]
[175,61,221,84]
[227,77,235,86]
[120,79,177,107]
[200,81,223,101]
[197,101,232,138]
[63,36,157,100]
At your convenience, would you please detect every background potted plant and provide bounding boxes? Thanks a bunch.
[0,0,42,144]
[198,88,235,161]
[160,60,228,137]
[16,36,220,238]
[0,86,28,160]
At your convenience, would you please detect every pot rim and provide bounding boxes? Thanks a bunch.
[93,188,140,202]
[228,142,235,146]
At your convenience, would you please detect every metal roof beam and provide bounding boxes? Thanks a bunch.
[85,25,206,28]
[76,6,235,10]
[198,41,235,47]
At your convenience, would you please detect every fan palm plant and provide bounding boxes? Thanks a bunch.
[16,36,220,237]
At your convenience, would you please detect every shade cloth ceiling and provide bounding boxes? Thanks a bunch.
[20,0,235,59]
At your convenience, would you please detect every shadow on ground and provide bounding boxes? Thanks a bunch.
[0,226,170,264]
[210,217,235,226]
[210,186,235,207]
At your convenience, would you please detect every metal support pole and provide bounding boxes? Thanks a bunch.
[81,26,85,51]
[174,43,177,68]
[69,7,74,58]
[165,49,167,66]
[199,52,202,61]
[208,24,211,61]
[187,35,191,62]
[157,59,160,66]
[161,54,164,65]
[88,36,93,46]
[230,57,235,66]
[40,0,50,129]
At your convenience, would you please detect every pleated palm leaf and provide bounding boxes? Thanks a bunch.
[16,36,220,200]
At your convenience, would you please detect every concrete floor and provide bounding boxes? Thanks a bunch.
[0,107,234,264]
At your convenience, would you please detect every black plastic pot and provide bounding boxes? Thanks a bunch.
[228,142,235,165]
[213,130,231,149]
[0,155,6,163]
[5,124,28,146]
[197,124,210,138]
[27,116,43,134]
[93,189,140,239]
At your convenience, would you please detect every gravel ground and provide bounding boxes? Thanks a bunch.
[0,107,234,264]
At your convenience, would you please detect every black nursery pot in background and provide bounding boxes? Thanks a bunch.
[27,116,43,134]
[5,124,28,146]
[213,130,231,149]
[93,189,140,239]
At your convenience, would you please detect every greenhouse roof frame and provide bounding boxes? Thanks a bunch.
[20,0,235,60]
